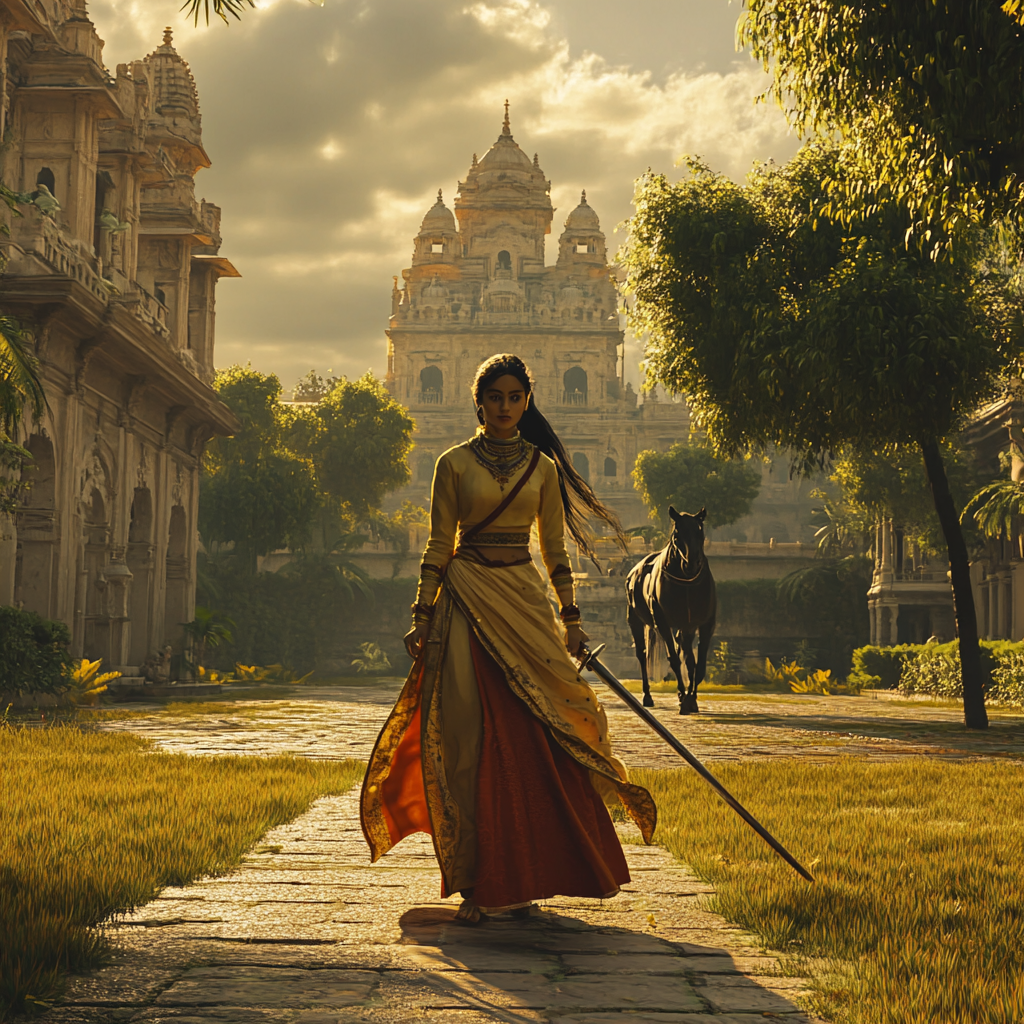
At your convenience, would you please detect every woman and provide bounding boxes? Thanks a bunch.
[360,354,656,924]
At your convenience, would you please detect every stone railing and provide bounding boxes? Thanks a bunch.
[11,214,111,304]
[110,283,171,342]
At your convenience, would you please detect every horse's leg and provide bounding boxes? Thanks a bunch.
[651,603,687,713]
[628,608,654,707]
[678,630,698,714]
[691,620,714,715]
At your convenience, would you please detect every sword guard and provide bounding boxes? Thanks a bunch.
[576,643,605,671]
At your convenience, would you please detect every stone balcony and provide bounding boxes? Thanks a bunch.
[7,211,176,346]
[7,211,111,304]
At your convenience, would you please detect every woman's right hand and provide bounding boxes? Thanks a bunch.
[404,622,430,659]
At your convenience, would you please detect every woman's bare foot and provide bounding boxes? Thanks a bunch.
[454,898,483,925]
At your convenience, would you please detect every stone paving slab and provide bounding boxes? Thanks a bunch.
[40,788,821,1024]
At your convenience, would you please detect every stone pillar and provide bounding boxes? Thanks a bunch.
[880,520,892,578]
[72,550,87,659]
[103,557,133,668]
[1012,562,1024,640]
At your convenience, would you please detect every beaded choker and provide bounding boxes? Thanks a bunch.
[469,430,532,491]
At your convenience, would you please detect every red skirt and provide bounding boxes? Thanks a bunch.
[380,631,630,910]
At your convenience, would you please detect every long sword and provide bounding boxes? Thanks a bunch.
[578,643,814,883]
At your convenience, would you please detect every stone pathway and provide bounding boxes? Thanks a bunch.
[43,789,816,1024]
[91,681,1024,767]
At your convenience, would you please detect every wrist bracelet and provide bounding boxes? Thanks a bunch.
[411,602,435,623]
[559,603,581,624]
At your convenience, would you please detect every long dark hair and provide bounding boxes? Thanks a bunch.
[471,353,625,566]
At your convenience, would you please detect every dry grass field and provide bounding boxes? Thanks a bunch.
[0,725,363,1018]
[632,759,1024,1024]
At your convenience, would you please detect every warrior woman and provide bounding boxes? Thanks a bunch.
[360,353,656,923]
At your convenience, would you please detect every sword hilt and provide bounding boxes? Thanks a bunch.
[576,642,605,671]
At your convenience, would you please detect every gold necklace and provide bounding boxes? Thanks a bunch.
[469,431,531,491]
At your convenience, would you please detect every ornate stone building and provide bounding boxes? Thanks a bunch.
[0,3,237,674]
[385,109,689,529]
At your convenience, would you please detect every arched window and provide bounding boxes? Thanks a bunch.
[35,167,55,195]
[563,366,588,405]
[128,488,153,544]
[572,452,590,482]
[16,435,57,617]
[417,455,434,483]
[604,457,617,477]
[420,365,443,404]
[496,250,512,272]
[21,435,55,507]
[167,505,186,560]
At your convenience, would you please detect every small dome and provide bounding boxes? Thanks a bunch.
[478,135,534,172]
[146,27,200,119]
[422,275,447,300]
[565,190,601,231]
[478,102,534,172]
[420,190,456,233]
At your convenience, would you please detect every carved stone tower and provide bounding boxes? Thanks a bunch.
[385,108,689,530]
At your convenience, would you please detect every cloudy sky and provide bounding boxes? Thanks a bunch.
[89,0,796,394]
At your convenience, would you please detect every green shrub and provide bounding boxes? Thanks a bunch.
[897,638,1024,706]
[0,606,72,696]
[848,643,923,690]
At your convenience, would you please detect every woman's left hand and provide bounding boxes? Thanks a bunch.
[565,622,590,659]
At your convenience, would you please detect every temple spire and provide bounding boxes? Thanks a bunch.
[502,99,511,136]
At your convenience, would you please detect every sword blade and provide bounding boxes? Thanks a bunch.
[582,647,814,883]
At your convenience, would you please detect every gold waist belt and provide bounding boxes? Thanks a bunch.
[465,532,530,546]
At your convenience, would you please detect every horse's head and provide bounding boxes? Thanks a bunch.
[667,505,707,570]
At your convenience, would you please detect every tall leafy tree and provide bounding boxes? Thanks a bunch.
[286,372,413,530]
[622,143,1018,729]
[633,443,760,529]
[828,444,982,558]
[741,0,1024,251]
[200,366,320,574]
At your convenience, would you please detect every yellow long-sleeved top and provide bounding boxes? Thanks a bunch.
[422,441,571,577]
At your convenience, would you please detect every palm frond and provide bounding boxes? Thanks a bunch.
[0,316,45,433]
[961,479,1024,538]
[180,0,256,25]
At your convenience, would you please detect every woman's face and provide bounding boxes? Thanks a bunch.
[479,373,528,437]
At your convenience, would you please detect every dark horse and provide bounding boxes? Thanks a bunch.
[625,506,717,714]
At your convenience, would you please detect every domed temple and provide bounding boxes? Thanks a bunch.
[385,107,689,530]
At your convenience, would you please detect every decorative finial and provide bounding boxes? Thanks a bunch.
[502,99,511,136]
[163,26,173,45]
[472,153,478,166]
[533,153,540,168]
[436,188,443,204]
[581,189,587,203]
